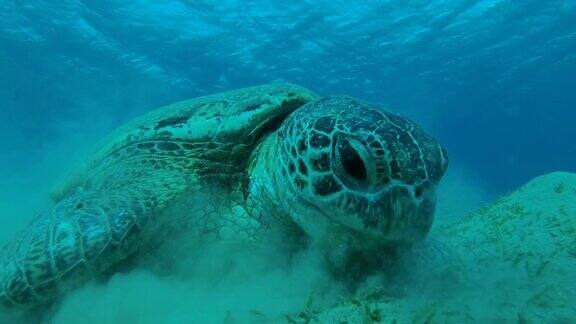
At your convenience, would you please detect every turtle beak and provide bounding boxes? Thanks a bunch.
[312,186,436,245]
[368,185,435,244]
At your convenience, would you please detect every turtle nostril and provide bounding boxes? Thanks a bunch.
[415,186,425,198]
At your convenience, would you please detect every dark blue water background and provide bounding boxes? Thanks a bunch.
[1,0,575,197]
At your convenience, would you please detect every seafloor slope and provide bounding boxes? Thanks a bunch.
[2,169,574,323]
[294,172,576,323]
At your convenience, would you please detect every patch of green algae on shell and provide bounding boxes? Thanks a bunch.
[298,172,576,323]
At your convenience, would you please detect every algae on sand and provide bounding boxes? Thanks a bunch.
[5,172,576,323]
[312,171,576,323]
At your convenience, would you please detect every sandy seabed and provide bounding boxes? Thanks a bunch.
[1,167,575,323]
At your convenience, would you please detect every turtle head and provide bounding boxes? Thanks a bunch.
[274,96,448,245]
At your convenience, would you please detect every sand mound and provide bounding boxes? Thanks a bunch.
[312,171,576,323]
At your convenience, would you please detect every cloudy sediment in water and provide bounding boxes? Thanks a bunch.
[1,1,575,323]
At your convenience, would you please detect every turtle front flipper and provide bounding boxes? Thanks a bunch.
[0,83,319,314]
[0,190,149,311]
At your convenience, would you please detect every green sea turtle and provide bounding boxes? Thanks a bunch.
[0,83,447,313]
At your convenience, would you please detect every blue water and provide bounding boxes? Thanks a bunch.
[1,0,575,196]
[1,1,576,322]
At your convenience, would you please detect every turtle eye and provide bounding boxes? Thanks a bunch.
[340,140,367,180]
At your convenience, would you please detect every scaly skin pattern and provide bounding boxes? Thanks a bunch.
[246,96,448,263]
[0,85,448,317]
[0,83,318,311]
